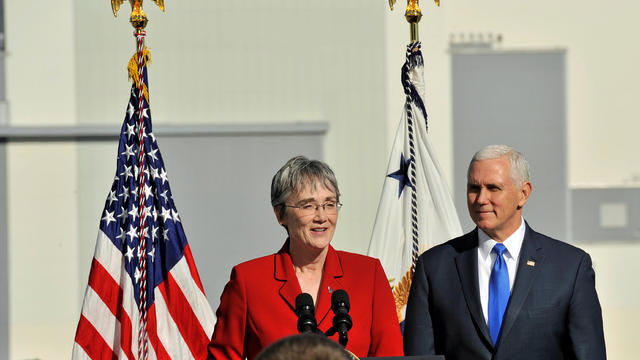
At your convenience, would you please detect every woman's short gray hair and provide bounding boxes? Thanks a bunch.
[468,145,530,187]
[271,156,340,218]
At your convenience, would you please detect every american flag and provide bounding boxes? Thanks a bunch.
[72,36,215,359]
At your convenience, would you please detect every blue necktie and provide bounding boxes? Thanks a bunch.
[488,243,510,345]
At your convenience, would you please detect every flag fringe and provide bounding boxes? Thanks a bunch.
[128,47,151,102]
[407,41,424,68]
[392,266,413,321]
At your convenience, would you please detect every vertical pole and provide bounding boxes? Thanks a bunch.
[0,0,6,121]
[405,0,422,43]
[0,0,9,358]
[410,23,419,42]
[0,138,8,360]
[0,0,4,51]
[134,28,149,360]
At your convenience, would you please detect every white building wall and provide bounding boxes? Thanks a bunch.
[449,0,640,186]
[5,0,80,358]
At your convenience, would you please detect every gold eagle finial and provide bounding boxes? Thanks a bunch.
[388,0,440,12]
[111,1,165,29]
[111,1,165,17]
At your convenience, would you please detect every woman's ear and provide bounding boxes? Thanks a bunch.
[273,206,284,225]
[273,206,289,234]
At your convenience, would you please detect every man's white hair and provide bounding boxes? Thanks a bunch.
[468,145,530,187]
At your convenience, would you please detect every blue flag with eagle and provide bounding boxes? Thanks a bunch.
[368,42,462,326]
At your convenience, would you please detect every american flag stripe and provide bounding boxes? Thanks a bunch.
[83,244,136,359]
[147,306,172,360]
[159,272,210,357]
[82,287,121,351]
[140,315,159,360]
[92,231,138,359]
[72,342,92,360]
[120,277,140,360]
[79,221,214,359]
[183,245,205,293]
[120,315,135,360]
[93,231,125,280]
[169,253,216,335]
[75,314,118,360]
[153,291,194,359]
[88,258,121,316]
[147,340,158,360]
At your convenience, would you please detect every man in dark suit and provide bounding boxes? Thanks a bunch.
[404,145,606,360]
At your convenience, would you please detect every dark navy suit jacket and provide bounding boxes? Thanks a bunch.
[404,224,606,360]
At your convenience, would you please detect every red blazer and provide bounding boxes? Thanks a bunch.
[207,241,404,359]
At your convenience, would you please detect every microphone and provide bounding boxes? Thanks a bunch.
[330,289,353,347]
[295,293,317,334]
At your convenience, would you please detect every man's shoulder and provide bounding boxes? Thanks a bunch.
[526,226,589,258]
[420,230,477,260]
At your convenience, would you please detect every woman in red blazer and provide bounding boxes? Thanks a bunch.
[208,156,403,359]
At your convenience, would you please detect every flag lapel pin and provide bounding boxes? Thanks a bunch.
[526,260,536,267]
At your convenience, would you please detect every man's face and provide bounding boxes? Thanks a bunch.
[466,156,531,242]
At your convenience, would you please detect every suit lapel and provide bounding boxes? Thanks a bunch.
[274,241,300,314]
[454,230,493,347]
[274,241,344,326]
[315,246,344,326]
[498,224,544,344]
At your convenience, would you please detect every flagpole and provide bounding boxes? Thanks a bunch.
[73,3,214,358]
[370,0,462,326]
[389,0,440,43]
[406,0,421,42]
[111,2,165,359]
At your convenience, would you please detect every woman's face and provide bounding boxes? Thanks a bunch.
[277,182,338,252]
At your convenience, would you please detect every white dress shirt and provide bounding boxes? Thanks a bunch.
[477,218,526,324]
